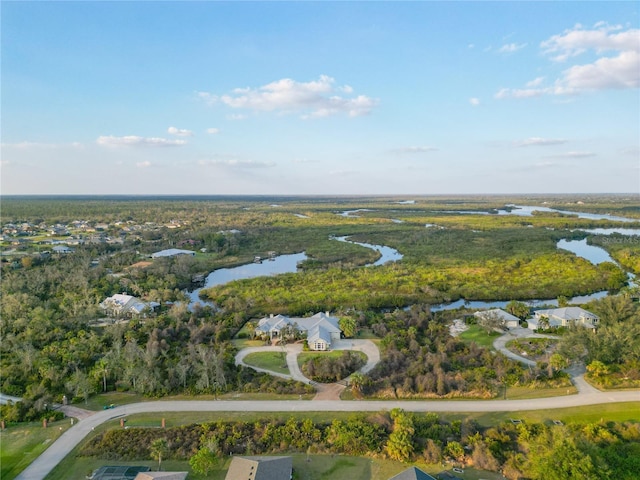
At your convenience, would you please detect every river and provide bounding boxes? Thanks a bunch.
[188,252,308,309]
[190,206,637,310]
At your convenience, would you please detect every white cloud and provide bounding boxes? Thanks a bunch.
[96,136,187,147]
[515,137,568,147]
[391,146,439,154]
[206,128,220,135]
[541,22,636,62]
[496,23,639,98]
[469,97,480,106]
[499,42,527,53]
[546,151,597,158]
[525,77,546,88]
[227,114,247,120]
[198,158,275,169]
[167,126,194,137]
[200,75,378,118]
[136,161,152,168]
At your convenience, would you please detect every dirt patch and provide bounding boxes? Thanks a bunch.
[313,383,346,401]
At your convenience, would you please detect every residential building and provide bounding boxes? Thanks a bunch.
[151,248,196,259]
[225,456,292,480]
[529,306,599,330]
[474,308,520,329]
[99,294,160,318]
[255,312,341,351]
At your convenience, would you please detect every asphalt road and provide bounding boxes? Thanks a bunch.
[16,390,640,480]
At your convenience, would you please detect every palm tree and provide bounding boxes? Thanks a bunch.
[150,438,169,471]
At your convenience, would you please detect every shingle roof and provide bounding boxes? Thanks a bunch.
[225,456,292,480]
[388,466,438,480]
[535,307,599,321]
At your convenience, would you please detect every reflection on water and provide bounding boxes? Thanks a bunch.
[188,252,307,308]
[332,236,403,266]
[557,239,616,265]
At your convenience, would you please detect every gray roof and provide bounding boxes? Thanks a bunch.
[388,467,437,480]
[225,456,292,480]
[256,312,340,336]
[151,249,195,258]
[534,307,598,321]
[474,309,520,323]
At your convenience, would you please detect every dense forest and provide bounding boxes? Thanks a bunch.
[1,195,639,422]
[78,410,640,480]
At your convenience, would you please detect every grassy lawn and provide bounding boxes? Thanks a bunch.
[80,392,146,411]
[1,419,73,480]
[504,385,577,400]
[242,351,289,375]
[457,325,502,349]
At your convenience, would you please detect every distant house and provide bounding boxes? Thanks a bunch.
[474,309,520,329]
[255,312,342,351]
[225,456,292,480]
[529,306,599,330]
[151,248,196,259]
[99,294,160,318]
[388,466,438,480]
[52,245,74,254]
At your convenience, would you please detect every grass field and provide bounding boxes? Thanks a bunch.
[504,385,577,399]
[457,325,503,348]
[0,419,73,480]
[242,351,290,375]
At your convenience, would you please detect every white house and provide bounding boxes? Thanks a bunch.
[151,248,196,259]
[255,312,342,351]
[99,294,160,318]
[529,306,599,331]
[474,309,520,329]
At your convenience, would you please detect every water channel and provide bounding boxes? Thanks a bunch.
[190,207,637,310]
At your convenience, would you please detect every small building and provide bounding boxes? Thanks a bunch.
[255,312,341,351]
[474,308,520,329]
[99,294,160,318]
[529,306,599,331]
[225,456,292,480]
[389,466,438,480]
[151,248,196,259]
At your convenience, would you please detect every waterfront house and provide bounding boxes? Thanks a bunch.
[255,312,342,351]
[529,306,599,330]
[474,309,520,329]
[99,294,159,318]
[151,248,196,258]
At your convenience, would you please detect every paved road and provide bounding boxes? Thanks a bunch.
[16,391,640,480]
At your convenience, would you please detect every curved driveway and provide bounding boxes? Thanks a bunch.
[235,339,380,384]
[17,390,640,480]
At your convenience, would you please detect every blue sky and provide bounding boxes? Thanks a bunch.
[2,1,638,195]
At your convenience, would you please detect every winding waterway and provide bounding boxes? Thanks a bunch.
[188,252,307,309]
[190,206,637,310]
[332,235,403,266]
